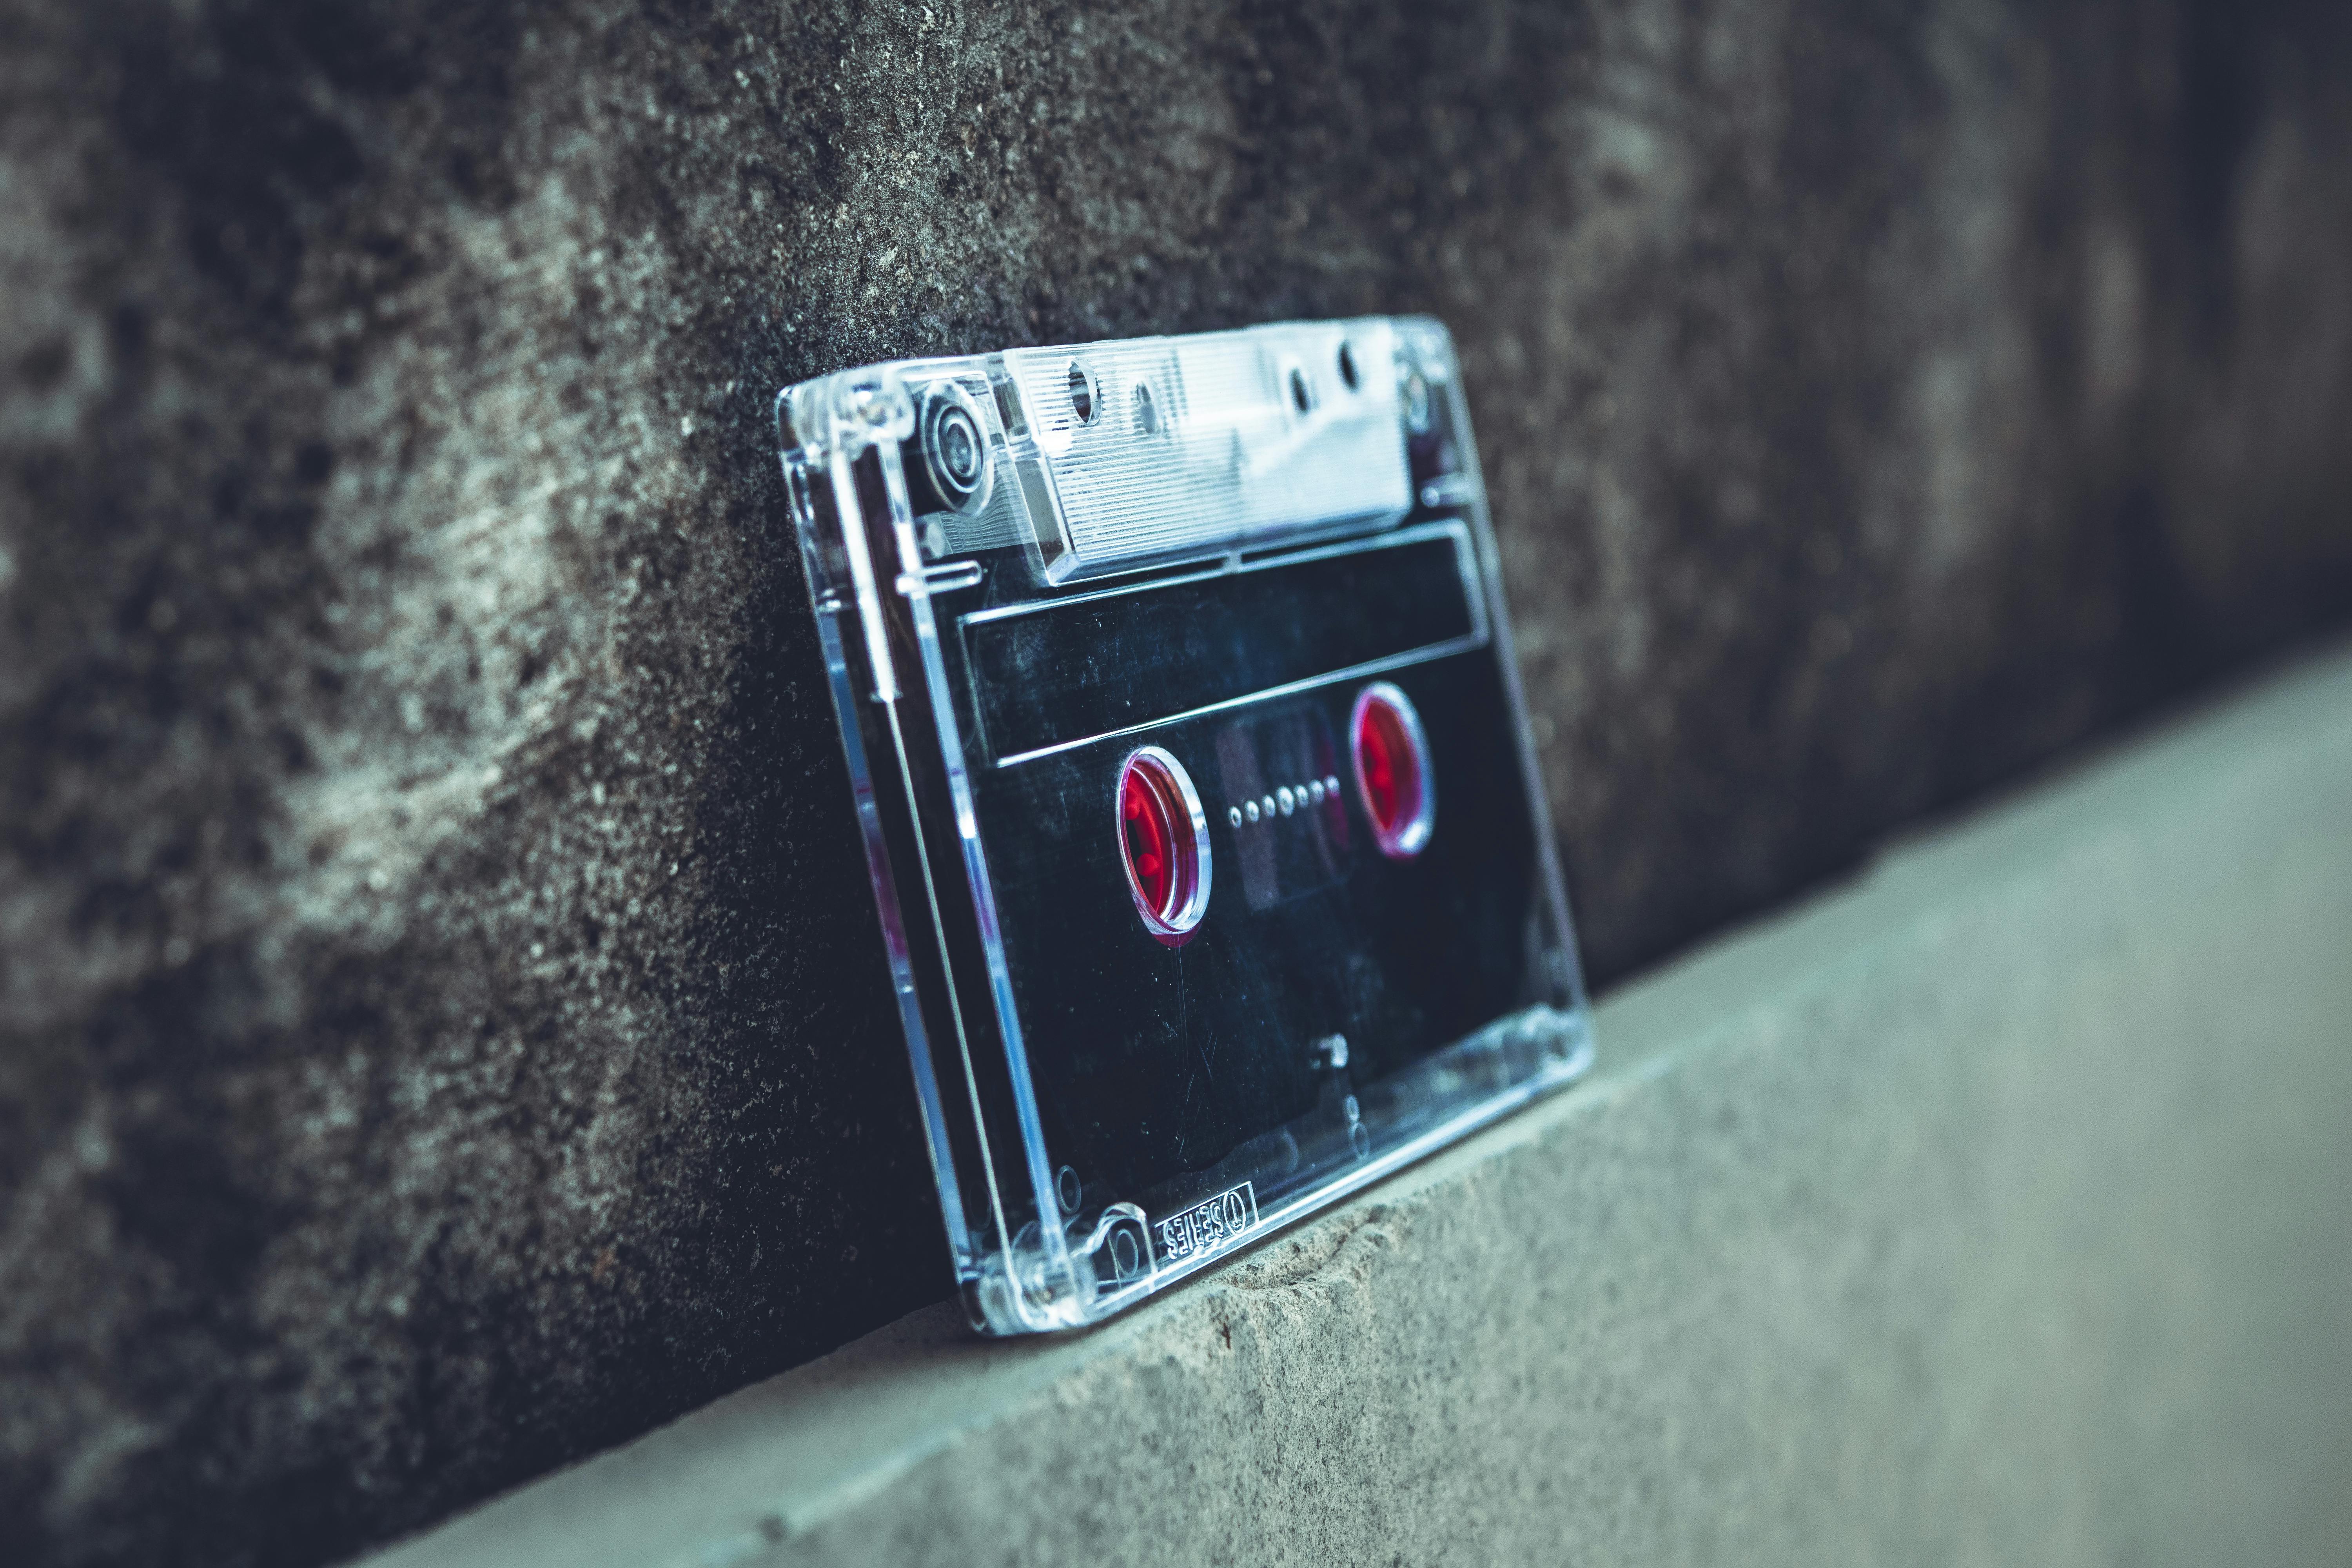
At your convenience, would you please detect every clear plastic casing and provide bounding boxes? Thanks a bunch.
[777,318,1592,1334]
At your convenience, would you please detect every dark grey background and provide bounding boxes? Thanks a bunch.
[3,2,2349,1565]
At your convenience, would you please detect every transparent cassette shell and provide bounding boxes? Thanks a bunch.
[778,318,1592,1334]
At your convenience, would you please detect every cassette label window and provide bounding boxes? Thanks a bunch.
[778,318,1592,1334]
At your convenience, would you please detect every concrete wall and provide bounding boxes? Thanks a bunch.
[364,645,2352,1568]
[8,1,2352,1561]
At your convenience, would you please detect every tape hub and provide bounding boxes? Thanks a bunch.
[1117,747,1210,942]
[1351,683,1435,859]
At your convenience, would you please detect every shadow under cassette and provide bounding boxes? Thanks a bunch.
[777,318,1593,1334]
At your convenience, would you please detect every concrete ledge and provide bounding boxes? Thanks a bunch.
[365,646,2352,1568]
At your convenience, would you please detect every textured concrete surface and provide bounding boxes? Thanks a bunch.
[6,1,2352,1564]
[366,644,2352,1568]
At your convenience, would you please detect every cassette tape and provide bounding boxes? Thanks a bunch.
[777,318,1592,1334]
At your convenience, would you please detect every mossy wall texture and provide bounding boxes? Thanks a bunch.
[2,3,2349,1566]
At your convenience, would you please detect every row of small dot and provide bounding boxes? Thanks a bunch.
[1228,775,1343,828]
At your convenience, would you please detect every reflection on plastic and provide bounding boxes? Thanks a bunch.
[778,318,1593,1334]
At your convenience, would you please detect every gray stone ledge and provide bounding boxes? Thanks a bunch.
[365,644,2352,1568]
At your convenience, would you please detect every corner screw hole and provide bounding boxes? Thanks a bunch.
[1403,370,1432,433]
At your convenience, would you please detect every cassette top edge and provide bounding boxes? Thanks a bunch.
[780,317,1466,586]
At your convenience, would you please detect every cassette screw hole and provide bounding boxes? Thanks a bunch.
[1068,362,1096,424]
[918,390,990,512]
[1118,748,1210,943]
[1109,1228,1141,1280]
[1055,1165,1082,1216]
[939,414,978,485]
[846,377,897,431]
[1403,369,1433,434]
[1337,341,1359,390]
[1351,683,1436,859]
